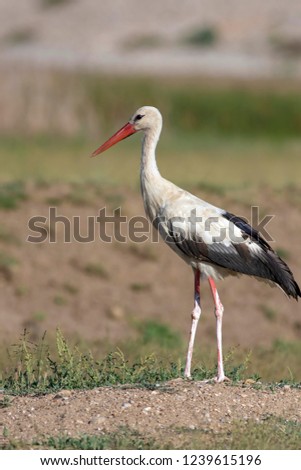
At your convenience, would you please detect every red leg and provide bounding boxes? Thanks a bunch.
[208,277,228,382]
[184,268,201,378]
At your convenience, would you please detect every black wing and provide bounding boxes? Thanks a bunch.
[165,211,301,300]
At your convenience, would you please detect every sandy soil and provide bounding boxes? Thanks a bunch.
[0,380,300,448]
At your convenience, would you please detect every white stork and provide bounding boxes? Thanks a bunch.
[92,106,300,382]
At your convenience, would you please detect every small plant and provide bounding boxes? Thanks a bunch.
[15,285,29,297]
[183,26,219,47]
[53,295,67,306]
[45,196,64,206]
[128,244,158,261]
[0,331,182,394]
[180,416,301,450]
[276,247,290,261]
[62,282,79,295]
[4,330,49,393]
[130,282,151,292]
[84,262,109,279]
[0,252,18,281]
[0,396,11,409]
[32,311,47,322]
[44,428,156,450]
[41,0,72,8]
[259,304,277,322]
[0,181,27,210]
[139,320,182,350]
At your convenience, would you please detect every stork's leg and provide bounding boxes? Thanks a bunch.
[184,268,201,378]
[208,277,228,382]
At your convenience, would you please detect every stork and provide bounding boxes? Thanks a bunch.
[92,106,300,382]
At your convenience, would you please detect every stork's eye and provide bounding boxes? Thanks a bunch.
[135,114,144,121]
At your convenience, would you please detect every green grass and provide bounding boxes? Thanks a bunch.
[41,0,72,7]
[62,282,79,295]
[2,417,300,450]
[1,330,300,396]
[128,244,158,261]
[3,71,301,138]
[83,262,109,279]
[53,295,67,306]
[179,416,301,450]
[183,26,219,47]
[83,75,301,138]
[130,282,152,292]
[0,330,182,394]
[0,134,300,191]
[138,320,182,350]
[43,429,156,450]
[1,74,301,189]
[0,252,19,281]
[259,304,278,321]
[0,332,300,452]
[42,417,301,450]
[0,428,157,450]
[0,181,27,209]
[276,247,291,260]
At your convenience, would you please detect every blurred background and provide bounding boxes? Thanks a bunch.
[0,0,301,382]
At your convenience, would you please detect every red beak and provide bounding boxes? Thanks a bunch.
[91,122,136,157]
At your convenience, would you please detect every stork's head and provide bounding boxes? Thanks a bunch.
[92,106,162,157]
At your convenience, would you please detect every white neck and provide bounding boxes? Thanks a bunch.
[140,127,161,184]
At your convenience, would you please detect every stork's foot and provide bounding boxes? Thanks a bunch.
[214,375,231,383]
[198,375,231,385]
[184,374,193,381]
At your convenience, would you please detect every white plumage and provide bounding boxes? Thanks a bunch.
[92,106,300,382]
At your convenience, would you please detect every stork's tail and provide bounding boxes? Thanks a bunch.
[223,212,300,300]
[264,250,301,300]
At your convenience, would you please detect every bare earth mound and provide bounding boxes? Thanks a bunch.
[1,380,300,448]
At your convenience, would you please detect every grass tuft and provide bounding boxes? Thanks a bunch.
[2,417,300,450]
[259,304,278,321]
[183,26,219,47]
[128,244,158,261]
[130,282,152,292]
[0,331,181,394]
[0,252,18,281]
[83,262,109,279]
[1,331,300,395]
[44,428,156,450]
[139,320,182,350]
[0,181,27,210]
[179,416,301,450]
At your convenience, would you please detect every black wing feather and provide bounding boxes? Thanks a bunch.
[165,211,301,300]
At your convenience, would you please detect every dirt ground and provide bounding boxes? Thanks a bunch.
[0,380,300,448]
[0,182,300,349]
[0,183,301,447]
